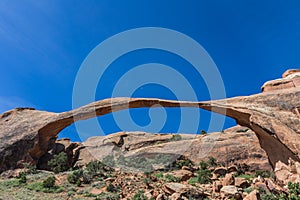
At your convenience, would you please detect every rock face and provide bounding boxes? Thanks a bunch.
[0,69,299,175]
[76,126,271,171]
[37,138,82,170]
[262,69,300,92]
[274,159,300,184]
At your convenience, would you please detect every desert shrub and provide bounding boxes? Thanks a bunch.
[255,170,274,179]
[27,180,63,193]
[260,193,279,200]
[86,160,104,176]
[199,160,209,170]
[174,157,193,169]
[164,174,180,182]
[96,192,120,200]
[260,192,286,200]
[237,128,249,133]
[17,172,27,184]
[153,172,163,179]
[106,183,114,192]
[236,173,255,181]
[42,176,56,188]
[143,177,151,187]
[188,177,199,186]
[196,168,212,184]
[67,169,83,184]
[132,190,148,200]
[24,163,38,174]
[1,179,21,187]
[170,134,182,141]
[243,186,254,194]
[200,130,207,135]
[288,182,300,199]
[236,163,250,175]
[82,170,93,184]
[207,156,218,167]
[48,152,69,173]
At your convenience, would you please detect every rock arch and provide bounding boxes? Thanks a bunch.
[0,71,300,172]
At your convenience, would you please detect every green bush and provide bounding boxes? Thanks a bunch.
[17,172,27,184]
[243,186,254,194]
[164,174,180,182]
[175,158,193,169]
[86,160,104,176]
[143,177,151,187]
[132,190,148,200]
[189,168,212,184]
[207,156,218,167]
[96,192,120,200]
[153,172,163,179]
[236,163,250,175]
[197,168,212,184]
[27,181,63,193]
[199,160,208,170]
[288,182,300,199]
[188,177,199,186]
[1,179,21,188]
[260,193,279,200]
[237,128,249,133]
[106,183,120,193]
[42,176,56,188]
[82,170,93,184]
[106,183,115,192]
[255,170,274,179]
[48,152,69,173]
[67,169,83,184]
[236,174,255,181]
[24,163,38,174]
[200,130,207,135]
[170,134,182,141]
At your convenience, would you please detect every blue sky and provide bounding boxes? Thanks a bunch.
[1,1,300,141]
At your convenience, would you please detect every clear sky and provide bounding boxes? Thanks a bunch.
[0,1,300,141]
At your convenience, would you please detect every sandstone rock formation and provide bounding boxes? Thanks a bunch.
[262,69,300,92]
[0,69,299,178]
[76,125,271,171]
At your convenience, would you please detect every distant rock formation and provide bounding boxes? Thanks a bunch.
[0,69,299,183]
[76,125,271,171]
[261,69,300,92]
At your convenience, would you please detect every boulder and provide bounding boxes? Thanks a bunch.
[228,165,238,173]
[222,173,235,186]
[234,177,250,189]
[213,167,227,177]
[243,190,260,200]
[274,160,300,184]
[169,193,181,200]
[265,178,283,194]
[163,183,203,196]
[220,185,239,197]
[213,180,223,192]
[254,182,269,193]
[167,170,193,181]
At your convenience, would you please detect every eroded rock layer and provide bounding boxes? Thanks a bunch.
[76,125,271,171]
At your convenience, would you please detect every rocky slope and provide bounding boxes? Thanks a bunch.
[0,156,297,200]
[0,69,299,184]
